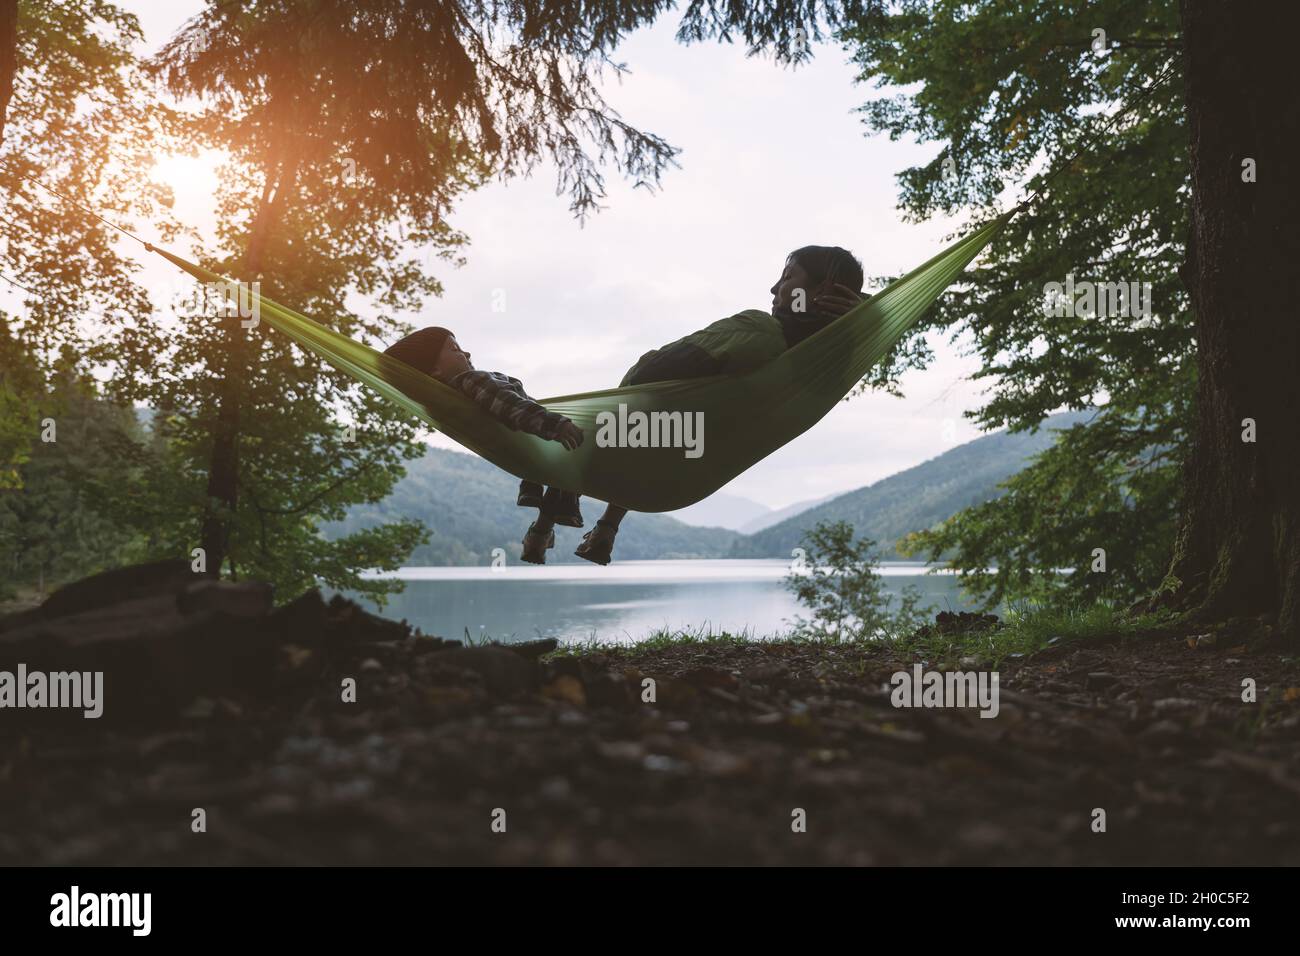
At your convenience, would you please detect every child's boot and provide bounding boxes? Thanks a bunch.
[517,479,545,509]
[520,522,556,564]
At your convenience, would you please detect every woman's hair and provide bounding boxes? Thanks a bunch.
[383,326,455,375]
[787,246,865,295]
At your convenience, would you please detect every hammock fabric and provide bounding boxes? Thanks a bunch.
[149,212,1012,513]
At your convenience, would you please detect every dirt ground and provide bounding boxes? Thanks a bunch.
[2,578,1298,866]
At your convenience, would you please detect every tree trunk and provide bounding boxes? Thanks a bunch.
[198,159,292,573]
[197,318,242,575]
[1153,2,1300,639]
[0,0,18,144]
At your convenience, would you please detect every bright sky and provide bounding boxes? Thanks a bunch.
[47,2,1000,511]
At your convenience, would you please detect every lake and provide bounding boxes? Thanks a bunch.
[348,559,978,645]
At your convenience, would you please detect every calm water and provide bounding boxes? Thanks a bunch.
[349,559,976,645]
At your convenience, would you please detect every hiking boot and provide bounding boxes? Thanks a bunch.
[520,523,556,565]
[549,490,584,529]
[517,480,545,509]
[574,520,619,566]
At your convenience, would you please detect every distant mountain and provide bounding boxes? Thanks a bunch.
[668,492,772,531]
[731,410,1093,560]
[324,446,741,566]
[738,492,836,534]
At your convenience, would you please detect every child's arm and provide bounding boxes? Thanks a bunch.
[454,371,583,449]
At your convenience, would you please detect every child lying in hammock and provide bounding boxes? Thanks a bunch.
[537,244,868,566]
[383,329,587,560]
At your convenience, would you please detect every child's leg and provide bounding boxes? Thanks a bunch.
[517,479,545,508]
[531,506,556,534]
[545,487,584,528]
[531,488,559,533]
[521,495,557,564]
[598,503,628,527]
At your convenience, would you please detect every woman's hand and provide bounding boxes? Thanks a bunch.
[553,420,584,451]
[814,283,868,318]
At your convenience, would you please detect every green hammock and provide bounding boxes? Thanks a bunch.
[148,212,1011,513]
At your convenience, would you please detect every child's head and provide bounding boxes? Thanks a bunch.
[770,246,864,319]
[384,326,473,381]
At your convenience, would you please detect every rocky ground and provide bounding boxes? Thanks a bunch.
[2,561,1298,865]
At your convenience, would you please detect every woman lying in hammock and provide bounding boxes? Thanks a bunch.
[531,244,869,566]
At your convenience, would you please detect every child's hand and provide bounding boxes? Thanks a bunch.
[554,420,584,451]
[813,283,868,318]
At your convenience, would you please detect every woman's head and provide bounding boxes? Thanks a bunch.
[770,246,864,319]
[383,326,473,380]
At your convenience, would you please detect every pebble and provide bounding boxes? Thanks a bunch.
[597,740,645,762]
[1085,672,1120,689]
[506,715,548,730]
[643,753,687,773]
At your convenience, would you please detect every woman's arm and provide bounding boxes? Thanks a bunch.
[624,341,725,386]
[814,283,870,318]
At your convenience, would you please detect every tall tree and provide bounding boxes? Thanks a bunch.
[842,0,1190,610]
[1149,1,1298,639]
[844,1,1297,639]
[0,0,174,378]
[0,1,175,588]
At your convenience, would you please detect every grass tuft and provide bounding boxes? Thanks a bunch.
[888,603,1176,667]
[548,623,767,659]
[546,603,1177,668]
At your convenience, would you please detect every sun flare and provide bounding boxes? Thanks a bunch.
[149,148,227,197]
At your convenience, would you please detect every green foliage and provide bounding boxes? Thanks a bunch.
[149,0,684,221]
[786,520,932,641]
[839,1,1188,609]
[0,318,40,490]
[902,409,1181,609]
[0,363,148,600]
[1,0,177,382]
[0,0,179,598]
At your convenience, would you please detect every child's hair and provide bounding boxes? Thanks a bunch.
[383,326,455,375]
[787,246,864,295]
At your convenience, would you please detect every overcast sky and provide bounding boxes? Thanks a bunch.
[36,2,1000,511]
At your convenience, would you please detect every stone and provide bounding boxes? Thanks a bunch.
[176,579,273,618]
[40,559,196,620]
